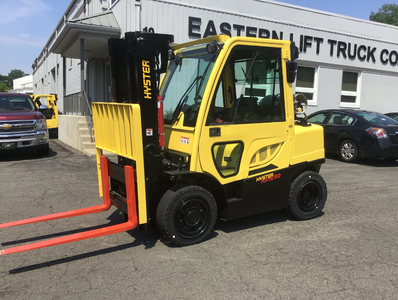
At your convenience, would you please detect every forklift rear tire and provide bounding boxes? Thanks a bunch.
[156,185,217,246]
[287,171,327,220]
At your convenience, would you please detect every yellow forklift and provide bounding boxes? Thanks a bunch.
[0,32,327,254]
[32,94,59,138]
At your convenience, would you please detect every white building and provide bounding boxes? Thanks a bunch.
[32,0,398,152]
[11,75,33,94]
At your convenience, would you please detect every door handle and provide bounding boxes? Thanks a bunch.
[209,127,221,137]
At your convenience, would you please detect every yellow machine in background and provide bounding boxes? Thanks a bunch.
[32,94,58,138]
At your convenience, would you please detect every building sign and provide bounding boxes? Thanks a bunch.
[187,17,398,67]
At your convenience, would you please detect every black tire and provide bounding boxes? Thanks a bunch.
[288,171,327,220]
[37,144,50,156]
[339,139,358,163]
[156,185,217,246]
[51,130,58,139]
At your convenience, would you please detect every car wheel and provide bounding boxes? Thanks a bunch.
[339,140,358,163]
[37,144,50,156]
[156,185,217,246]
[287,171,327,220]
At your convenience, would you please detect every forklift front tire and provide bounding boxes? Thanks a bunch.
[156,185,217,246]
[287,171,327,220]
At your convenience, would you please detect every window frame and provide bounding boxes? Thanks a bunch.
[340,71,361,109]
[295,65,319,106]
[109,0,119,8]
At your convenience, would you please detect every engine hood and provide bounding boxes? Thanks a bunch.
[0,110,44,121]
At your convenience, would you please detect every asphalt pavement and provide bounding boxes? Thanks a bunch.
[1,140,398,300]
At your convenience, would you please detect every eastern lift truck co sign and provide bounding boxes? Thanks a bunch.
[188,17,398,67]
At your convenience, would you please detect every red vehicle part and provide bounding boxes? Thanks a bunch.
[0,156,138,255]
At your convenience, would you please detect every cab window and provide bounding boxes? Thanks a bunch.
[207,46,284,125]
[327,112,355,125]
[308,112,329,124]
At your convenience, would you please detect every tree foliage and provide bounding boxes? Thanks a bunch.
[0,69,29,90]
[0,81,9,92]
[370,4,398,26]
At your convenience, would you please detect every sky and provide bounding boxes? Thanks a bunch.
[0,0,394,76]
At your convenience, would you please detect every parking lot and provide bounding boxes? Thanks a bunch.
[1,140,398,300]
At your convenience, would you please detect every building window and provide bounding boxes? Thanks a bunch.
[296,66,317,105]
[341,71,360,107]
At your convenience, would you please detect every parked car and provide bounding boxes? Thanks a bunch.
[0,92,49,155]
[307,109,398,162]
[385,112,398,121]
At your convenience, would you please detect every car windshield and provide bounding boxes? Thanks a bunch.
[160,43,220,127]
[356,112,398,125]
[0,95,35,111]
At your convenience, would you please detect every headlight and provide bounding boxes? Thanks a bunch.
[36,119,47,130]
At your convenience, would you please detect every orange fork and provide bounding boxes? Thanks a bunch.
[0,156,138,255]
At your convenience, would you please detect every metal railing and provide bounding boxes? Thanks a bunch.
[64,91,94,142]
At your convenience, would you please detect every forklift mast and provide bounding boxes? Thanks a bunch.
[109,32,174,221]
[109,31,173,155]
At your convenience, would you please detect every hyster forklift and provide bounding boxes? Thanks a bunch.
[32,94,59,138]
[0,32,327,255]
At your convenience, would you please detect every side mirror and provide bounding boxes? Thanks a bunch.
[286,61,297,83]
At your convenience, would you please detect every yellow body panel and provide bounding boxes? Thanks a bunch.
[291,124,325,165]
[164,125,194,157]
[92,103,147,225]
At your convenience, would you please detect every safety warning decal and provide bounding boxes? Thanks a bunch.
[146,128,153,136]
[180,136,189,145]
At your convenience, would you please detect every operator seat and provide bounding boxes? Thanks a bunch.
[228,97,258,123]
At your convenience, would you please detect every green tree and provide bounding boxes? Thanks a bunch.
[370,4,398,26]
[0,81,9,92]
[0,69,29,90]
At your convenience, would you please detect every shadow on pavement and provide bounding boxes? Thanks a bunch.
[325,153,398,168]
[0,147,57,161]
[215,209,289,234]
[5,210,158,274]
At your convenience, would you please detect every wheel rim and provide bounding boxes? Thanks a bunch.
[174,197,211,238]
[341,142,355,160]
[297,180,323,212]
